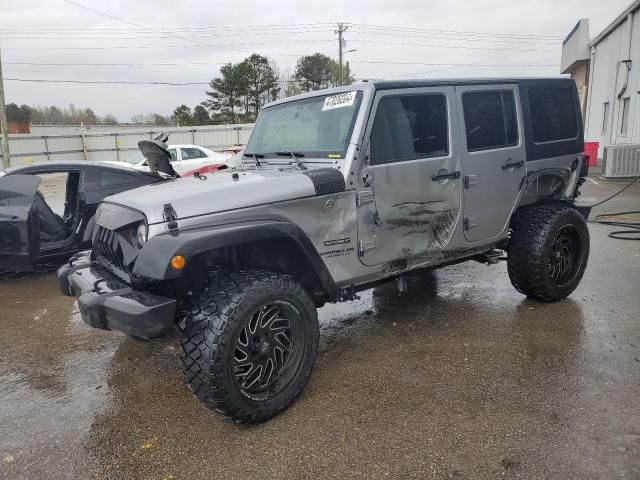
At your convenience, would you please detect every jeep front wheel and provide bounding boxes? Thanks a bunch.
[507,204,590,302]
[179,270,319,423]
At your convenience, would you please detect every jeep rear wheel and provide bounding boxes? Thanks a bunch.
[179,270,319,423]
[507,204,590,302]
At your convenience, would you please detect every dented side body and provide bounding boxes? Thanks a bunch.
[61,78,587,312]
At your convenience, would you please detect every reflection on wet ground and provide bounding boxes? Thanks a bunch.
[0,179,639,479]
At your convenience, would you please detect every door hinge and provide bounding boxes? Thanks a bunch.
[463,217,478,231]
[357,190,375,207]
[463,175,478,189]
[358,239,376,256]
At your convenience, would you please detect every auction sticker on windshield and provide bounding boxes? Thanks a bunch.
[322,91,357,111]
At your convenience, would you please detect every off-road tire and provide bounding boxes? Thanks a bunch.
[179,270,319,423]
[507,204,589,302]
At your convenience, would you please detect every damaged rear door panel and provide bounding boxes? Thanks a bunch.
[0,175,41,271]
[357,86,462,267]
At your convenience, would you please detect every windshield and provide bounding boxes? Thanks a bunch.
[245,91,363,160]
[125,152,145,165]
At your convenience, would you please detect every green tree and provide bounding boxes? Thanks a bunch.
[294,53,335,92]
[193,104,210,125]
[6,103,31,123]
[204,54,280,123]
[204,62,246,124]
[242,54,280,119]
[151,113,171,126]
[172,104,194,126]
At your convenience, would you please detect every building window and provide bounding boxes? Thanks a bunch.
[602,102,609,134]
[462,91,518,151]
[620,97,630,135]
[528,88,578,143]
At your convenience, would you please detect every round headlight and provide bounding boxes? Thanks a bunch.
[135,222,147,248]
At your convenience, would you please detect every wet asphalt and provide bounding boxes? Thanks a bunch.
[1,175,639,479]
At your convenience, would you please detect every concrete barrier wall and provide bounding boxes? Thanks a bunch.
[1,124,254,167]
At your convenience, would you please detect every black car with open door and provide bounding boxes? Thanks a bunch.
[0,161,166,277]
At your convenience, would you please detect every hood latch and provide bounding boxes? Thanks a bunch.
[163,203,179,234]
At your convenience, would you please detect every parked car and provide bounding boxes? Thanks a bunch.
[182,149,245,176]
[58,78,591,424]
[0,161,166,275]
[118,144,231,175]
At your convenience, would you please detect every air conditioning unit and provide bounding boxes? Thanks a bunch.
[602,144,640,177]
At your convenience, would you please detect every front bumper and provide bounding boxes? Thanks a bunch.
[57,251,176,338]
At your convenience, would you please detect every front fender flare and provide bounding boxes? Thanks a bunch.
[132,218,337,296]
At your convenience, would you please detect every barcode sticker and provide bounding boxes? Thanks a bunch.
[322,91,357,111]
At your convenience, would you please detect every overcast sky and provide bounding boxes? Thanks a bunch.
[1,0,632,122]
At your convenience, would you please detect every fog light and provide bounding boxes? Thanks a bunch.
[170,255,186,270]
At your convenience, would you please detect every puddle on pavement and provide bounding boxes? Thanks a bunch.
[0,249,638,478]
[0,273,122,479]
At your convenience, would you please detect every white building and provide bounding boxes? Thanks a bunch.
[562,0,640,160]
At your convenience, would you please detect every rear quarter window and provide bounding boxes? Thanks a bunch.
[528,88,578,143]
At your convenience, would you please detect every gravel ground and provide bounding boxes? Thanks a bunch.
[0,172,638,479]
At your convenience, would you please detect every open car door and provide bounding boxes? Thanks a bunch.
[0,175,41,271]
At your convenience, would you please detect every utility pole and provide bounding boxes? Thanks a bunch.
[335,23,348,86]
[0,48,10,169]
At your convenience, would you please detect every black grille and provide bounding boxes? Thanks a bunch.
[93,225,130,281]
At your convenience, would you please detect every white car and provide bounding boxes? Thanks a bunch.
[118,144,231,175]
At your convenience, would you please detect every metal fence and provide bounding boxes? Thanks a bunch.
[1,124,255,167]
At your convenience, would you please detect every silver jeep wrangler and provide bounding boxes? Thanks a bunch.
[58,78,591,423]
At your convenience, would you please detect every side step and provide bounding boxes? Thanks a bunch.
[473,249,506,265]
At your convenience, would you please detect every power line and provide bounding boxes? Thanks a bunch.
[59,0,251,54]
[4,60,558,68]
[385,44,556,79]
[4,77,209,85]
[349,39,558,52]
[0,23,563,39]
[0,23,338,32]
[0,30,336,40]
[4,61,298,66]
[345,23,564,39]
[347,29,558,45]
[351,60,559,67]
[2,39,333,51]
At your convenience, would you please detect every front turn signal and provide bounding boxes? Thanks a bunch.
[170,255,186,270]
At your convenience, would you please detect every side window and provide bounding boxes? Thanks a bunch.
[99,171,138,187]
[528,88,578,143]
[168,149,177,162]
[180,147,206,160]
[370,93,448,165]
[602,102,610,134]
[620,97,630,135]
[462,91,518,151]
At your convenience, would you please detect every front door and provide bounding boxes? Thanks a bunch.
[457,85,526,242]
[0,175,41,271]
[357,87,462,267]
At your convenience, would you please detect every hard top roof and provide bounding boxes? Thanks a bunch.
[264,77,574,108]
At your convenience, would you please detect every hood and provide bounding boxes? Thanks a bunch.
[104,167,344,225]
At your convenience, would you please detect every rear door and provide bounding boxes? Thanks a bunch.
[457,84,526,242]
[0,175,41,271]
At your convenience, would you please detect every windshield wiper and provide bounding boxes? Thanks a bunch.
[242,152,264,167]
[274,151,307,170]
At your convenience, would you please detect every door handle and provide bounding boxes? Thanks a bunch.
[431,170,461,182]
[502,159,524,170]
